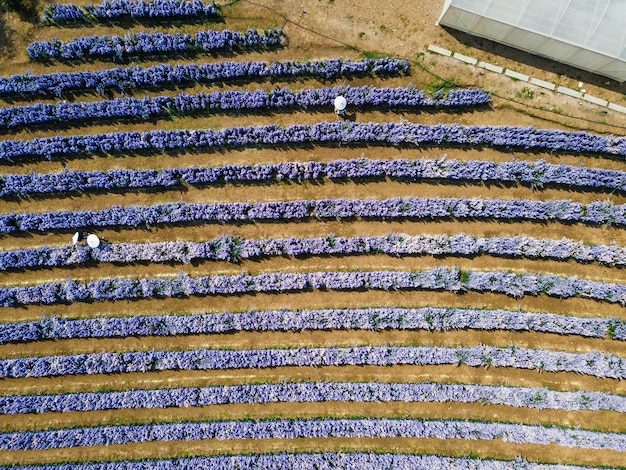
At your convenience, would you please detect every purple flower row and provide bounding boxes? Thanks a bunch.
[0,86,490,130]
[3,267,626,307]
[0,58,409,99]
[8,303,626,343]
[2,306,623,345]
[43,0,219,24]
[26,28,283,62]
[0,453,597,470]
[0,197,622,235]
[1,417,625,452]
[4,381,625,415]
[0,268,462,307]
[1,344,624,380]
[2,121,624,162]
[4,231,626,274]
[3,156,620,199]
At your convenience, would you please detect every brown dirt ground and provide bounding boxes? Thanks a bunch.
[3,400,625,434]
[3,437,626,468]
[5,364,624,397]
[8,179,626,216]
[5,252,626,288]
[4,143,626,179]
[4,288,626,325]
[3,327,625,359]
[2,1,626,467]
[2,219,624,252]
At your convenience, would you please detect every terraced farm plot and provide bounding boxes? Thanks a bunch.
[1,0,626,469]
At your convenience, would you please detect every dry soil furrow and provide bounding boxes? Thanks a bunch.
[2,290,625,324]
[1,400,624,434]
[4,178,626,216]
[1,436,623,468]
[1,327,623,359]
[1,220,623,253]
[3,251,626,289]
[2,364,624,397]
[7,144,626,177]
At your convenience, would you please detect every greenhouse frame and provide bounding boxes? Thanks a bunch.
[437,0,626,82]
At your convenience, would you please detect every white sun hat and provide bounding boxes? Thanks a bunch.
[86,234,101,248]
[334,95,347,111]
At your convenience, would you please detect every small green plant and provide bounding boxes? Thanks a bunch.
[425,76,462,94]
[516,87,535,99]
[607,322,617,339]
[379,24,388,32]
[362,51,384,59]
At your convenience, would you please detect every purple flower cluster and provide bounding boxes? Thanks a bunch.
[43,0,219,24]
[26,28,283,62]
[1,417,625,451]
[1,345,625,380]
[0,267,462,307]
[1,157,622,198]
[0,453,595,470]
[0,197,619,235]
[3,267,626,307]
[0,58,409,99]
[0,86,489,130]
[4,232,626,275]
[3,381,625,415]
[2,306,623,345]
[2,121,624,163]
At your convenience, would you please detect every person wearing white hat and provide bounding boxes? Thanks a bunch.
[334,96,347,116]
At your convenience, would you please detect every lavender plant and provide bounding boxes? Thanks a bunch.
[2,306,623,345]
[0,58,409,99]
[43,0,220,24]
[27,28,283,62]
[0,453,603,470]
[2,121,624,163]
[3,156,623,198]
[1,344,624,379]
[2,417,625,451]
[3,233,626,275]
[3,268,626,307]
[3,381,625,415]
[0,86,490,131]
[0,197,618,235]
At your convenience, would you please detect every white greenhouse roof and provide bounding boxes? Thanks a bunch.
[438,0,626,81]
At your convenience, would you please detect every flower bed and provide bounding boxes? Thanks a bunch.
[3,381,625,415]
[1,344,624,379]
[0,453,598,470]
[43,0,220,24]
[0,58,409,99]
[2,197,623,235]
[26,28,283,62]
[3,267,626,307]
[0,157,622,198]
[2,306,623,345]
[3,232,626,274]
[2,121,623,162]
[1,417,625,451]
[0,87,490,130]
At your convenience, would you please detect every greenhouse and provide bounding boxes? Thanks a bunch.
[437,0,626,82]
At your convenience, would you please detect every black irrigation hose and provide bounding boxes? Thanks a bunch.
[233,0,626,132]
